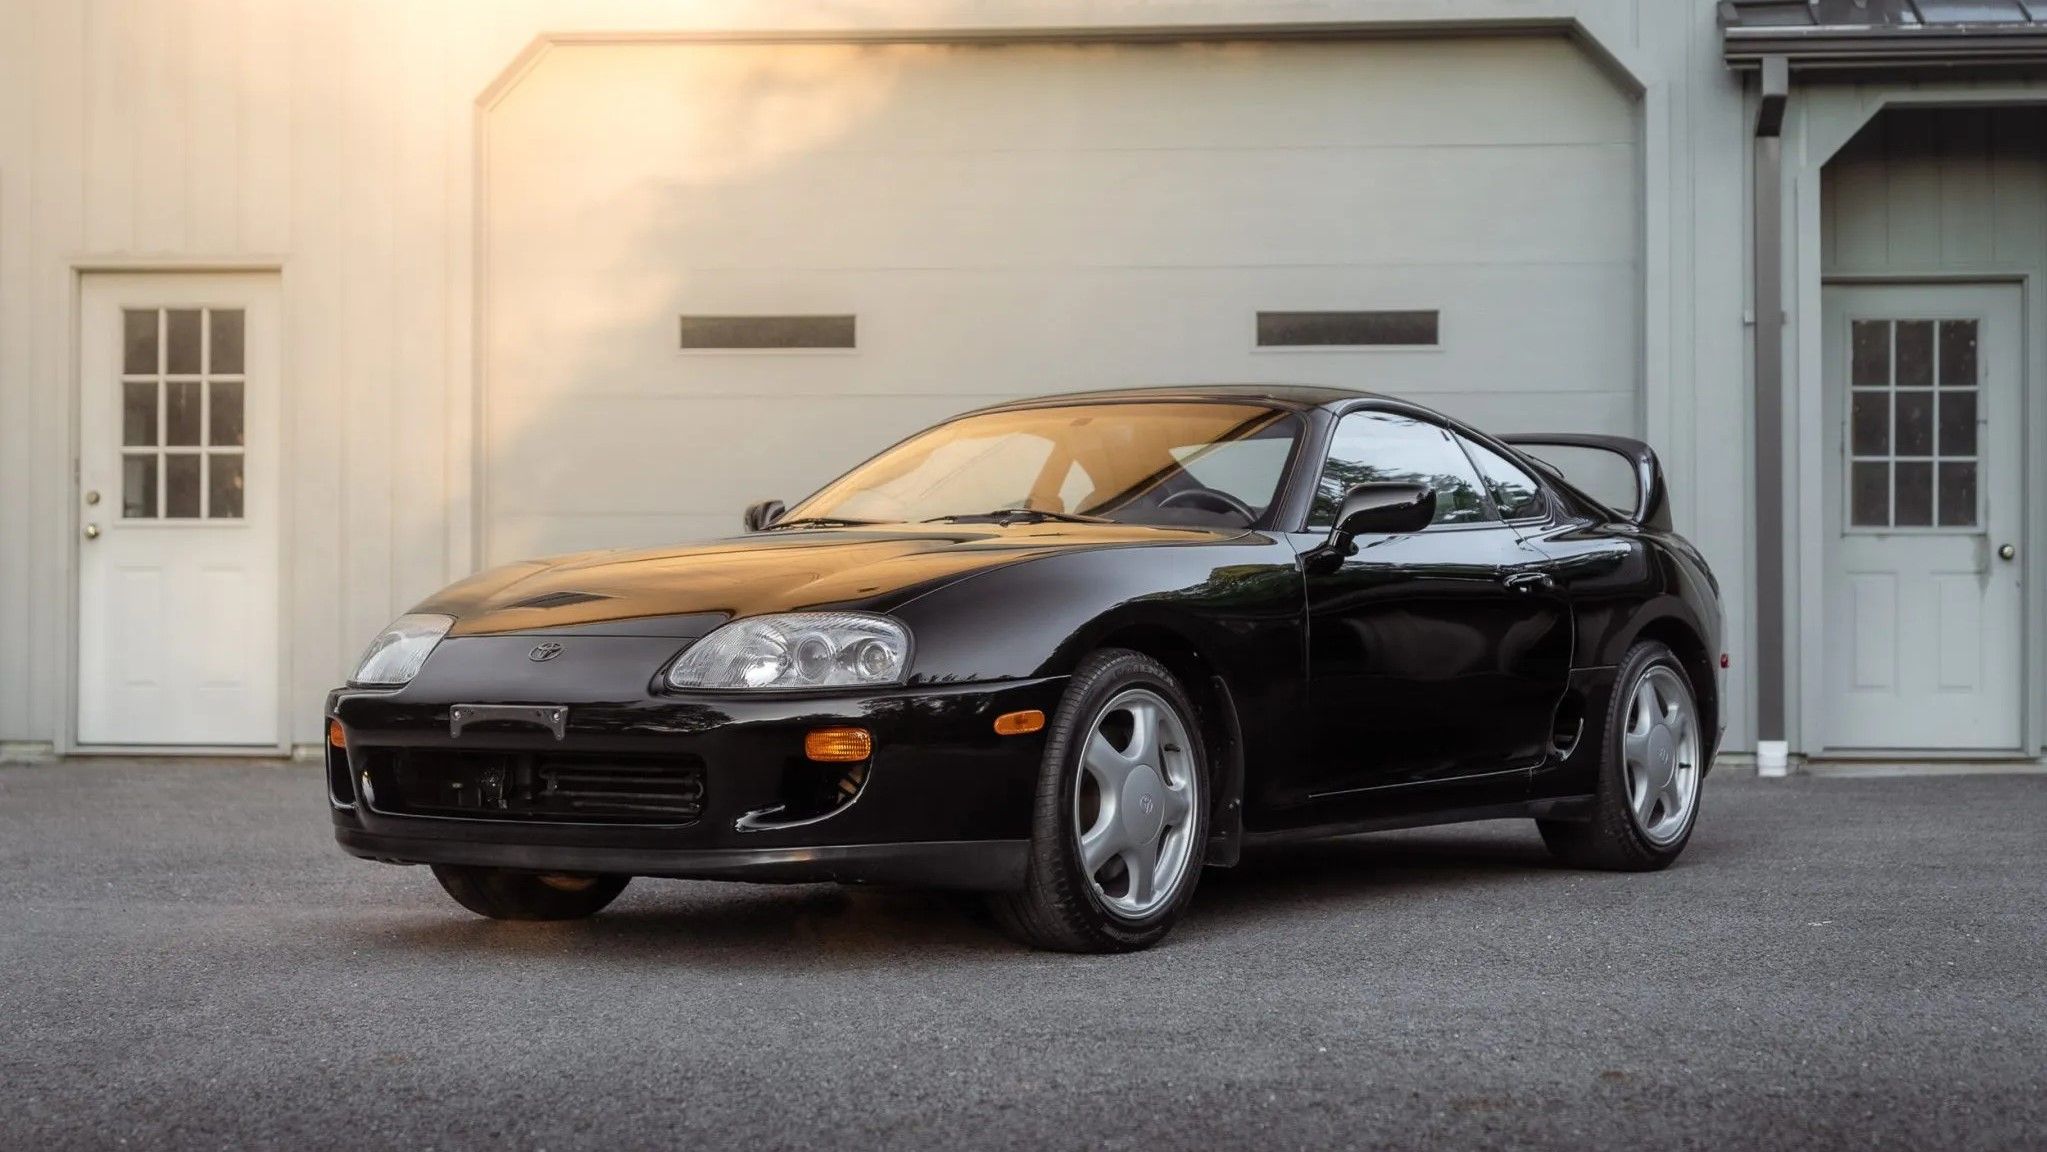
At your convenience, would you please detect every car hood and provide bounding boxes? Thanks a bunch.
[419,523,1242,638]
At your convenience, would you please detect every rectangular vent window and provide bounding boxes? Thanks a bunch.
[679,315,856,350]
[1256,310,1439,348]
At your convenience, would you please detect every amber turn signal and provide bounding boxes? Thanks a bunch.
[326,718,347,748]
[805,726,873,763]
[992,709,1045,736]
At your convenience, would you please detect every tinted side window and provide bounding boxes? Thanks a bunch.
[1309,411,1491,528]
[1460,437,1546,520]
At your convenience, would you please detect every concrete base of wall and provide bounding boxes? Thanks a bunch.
[1803,759,2047,778]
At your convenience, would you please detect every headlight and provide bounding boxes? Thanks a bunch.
[666,612,911,691]
[350,613,455,687]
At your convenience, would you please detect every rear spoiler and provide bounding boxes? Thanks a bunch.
[1497,433,1671,532]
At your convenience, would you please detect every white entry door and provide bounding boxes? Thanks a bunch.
[76,273,282,747]
[1822,284,2025,751]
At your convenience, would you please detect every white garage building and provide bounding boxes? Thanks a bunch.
[1,0,2043,768]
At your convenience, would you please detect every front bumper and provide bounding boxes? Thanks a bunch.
[334,828,1028,890]
[326,676,1065,891]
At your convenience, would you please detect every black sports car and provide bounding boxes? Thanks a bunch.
[327,386,1723,952]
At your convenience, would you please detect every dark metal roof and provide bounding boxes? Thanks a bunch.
[1724,0,2047,27]
[1722,0,2047,68]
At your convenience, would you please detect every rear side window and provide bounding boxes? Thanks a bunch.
[1460,437,1546,520]
[1309,411,1491,529]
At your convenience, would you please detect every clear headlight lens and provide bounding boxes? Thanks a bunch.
[350,613,455,687]
[666,612,911,691]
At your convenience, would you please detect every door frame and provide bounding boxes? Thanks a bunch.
[1803,273,2039,760]
[62,260,293,757]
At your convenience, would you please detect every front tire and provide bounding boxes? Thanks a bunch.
[430,865,630,920]
[1539,640,1704,871]
[990,649,1210,952]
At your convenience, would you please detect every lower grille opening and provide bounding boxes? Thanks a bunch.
[326,741,355,806]
[735,759,870,832]
[370,749,705,825]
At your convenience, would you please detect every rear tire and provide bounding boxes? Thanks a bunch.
[1538,640,1704,871]
[430,865,630,920]
[989,649,1209,952]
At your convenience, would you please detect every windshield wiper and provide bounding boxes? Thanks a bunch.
[923,508,1112,525]
[763,516,886,530]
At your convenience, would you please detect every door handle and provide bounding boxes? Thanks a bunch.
[1998,543,2016,562]
[82,523,100,540]
[1504,571,1555,594]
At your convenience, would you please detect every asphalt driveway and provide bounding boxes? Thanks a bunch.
[2,761,2042,1151]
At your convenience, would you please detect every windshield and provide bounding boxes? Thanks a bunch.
[787,402,1303,529]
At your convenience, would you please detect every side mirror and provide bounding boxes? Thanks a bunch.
[1308,483,1435,570]
[743,499,786,532]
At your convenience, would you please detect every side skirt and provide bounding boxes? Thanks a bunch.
[1239,795,1597,850]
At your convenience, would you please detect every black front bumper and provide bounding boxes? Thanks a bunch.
[326,676,1064,891]
[333,828,1027,889]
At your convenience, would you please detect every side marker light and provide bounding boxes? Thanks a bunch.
[806,727,874,763]
[993,710,1046,736]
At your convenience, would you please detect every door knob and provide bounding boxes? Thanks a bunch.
[1998,543,2016,561]
[83,523,100,540]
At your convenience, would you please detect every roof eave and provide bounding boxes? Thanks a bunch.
[1725,25,2047,70]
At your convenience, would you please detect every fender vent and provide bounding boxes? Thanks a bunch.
[1550,691,1588,761]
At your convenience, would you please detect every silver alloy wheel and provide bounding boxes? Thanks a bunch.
[1072,686,1199,920]
[1621,665,1701,846]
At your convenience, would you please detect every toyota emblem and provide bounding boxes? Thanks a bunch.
[528,642,564,662]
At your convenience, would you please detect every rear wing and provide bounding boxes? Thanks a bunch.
[1497,433,1671,532]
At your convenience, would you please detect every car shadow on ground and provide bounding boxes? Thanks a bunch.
[1191,823,1559,924]
[346,822,1564,964]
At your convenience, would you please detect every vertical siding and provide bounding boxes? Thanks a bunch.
[23,0,87,744]
[283,0,347,742]
[0,0,1757,749]
[0,0,35,739]
[238,0,291,252]
[391,0,453,611]
[131,0,189,251]
[186,0,241,254]
[338,0,399,674]
[1825,107,2047,276]
[81,0,133,252]
[1989,112,2047,268]
[1669,0,1751,749]
[0,0,466,747]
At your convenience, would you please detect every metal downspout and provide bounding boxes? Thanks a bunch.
[1753,56,1789,750]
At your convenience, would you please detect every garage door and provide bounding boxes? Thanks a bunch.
[480,35,1639,563]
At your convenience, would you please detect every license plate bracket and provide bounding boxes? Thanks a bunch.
[448,704,568,741]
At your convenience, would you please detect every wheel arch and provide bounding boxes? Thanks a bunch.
[1085,618,1247,868]
[1629,613,1720,764]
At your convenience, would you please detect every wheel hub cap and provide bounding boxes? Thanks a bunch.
[1121,764,1166,845]
[1645,725,1677,791]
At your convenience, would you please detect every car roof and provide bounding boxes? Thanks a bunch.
[965,384,1390,415]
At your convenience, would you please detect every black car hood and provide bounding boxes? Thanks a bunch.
[420,524,1241,638]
